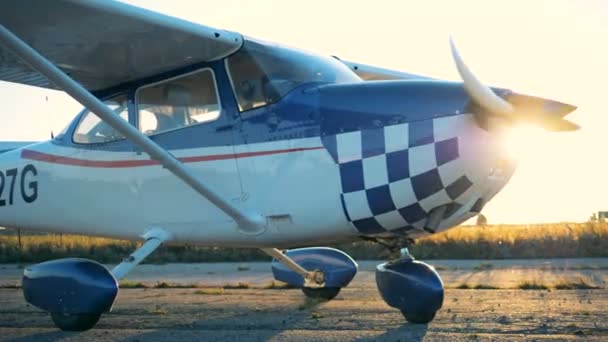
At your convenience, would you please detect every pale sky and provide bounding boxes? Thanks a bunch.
[0,0,606,224]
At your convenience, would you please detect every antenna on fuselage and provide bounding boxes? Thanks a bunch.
[45,95,54,139]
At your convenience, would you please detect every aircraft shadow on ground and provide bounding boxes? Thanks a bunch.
[355,323,429,342]
[8,329,78,342]
[5,294,431,341]
[110,296,330,341]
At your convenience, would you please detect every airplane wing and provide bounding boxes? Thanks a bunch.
[0,0,264,232]
[0,0,242,93]
[340,60,434,81]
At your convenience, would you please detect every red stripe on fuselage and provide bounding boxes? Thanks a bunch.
[20,147,324,168]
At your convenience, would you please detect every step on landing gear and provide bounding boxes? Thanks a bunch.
[375,248,444,324]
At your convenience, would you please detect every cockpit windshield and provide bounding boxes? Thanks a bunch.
[226,39,361,112]
[73,94,129,144]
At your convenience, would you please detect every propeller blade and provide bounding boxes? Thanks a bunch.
[449,37,579,132]
[505,93,580,131]
[539,117,580,132]
[449,37,514,116]
[505,93,577,118]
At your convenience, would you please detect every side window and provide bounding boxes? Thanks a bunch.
[73,95,128,144]
[136,69,220,135]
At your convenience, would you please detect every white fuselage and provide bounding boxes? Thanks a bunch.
[0,114,515,247]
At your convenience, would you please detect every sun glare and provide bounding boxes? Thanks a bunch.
[502,124,548,161]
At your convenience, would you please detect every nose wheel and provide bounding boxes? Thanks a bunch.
[375,248,444,324]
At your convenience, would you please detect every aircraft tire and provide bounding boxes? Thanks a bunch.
[400,309,436,324]
[301,287,341,300]
[51,312,101,331]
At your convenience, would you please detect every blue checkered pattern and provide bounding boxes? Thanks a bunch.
[323,117,473,235]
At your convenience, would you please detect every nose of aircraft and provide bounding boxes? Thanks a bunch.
[311,40,577,235]
[315,79,506,234]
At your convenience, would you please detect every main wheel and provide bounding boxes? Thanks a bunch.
[401,309,436,324]
[51,313,101,331]
[302,287,341,300]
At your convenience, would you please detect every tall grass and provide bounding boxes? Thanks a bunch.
[0,233,269,263]
[0,234,139,263]
[411,222,608,259]
[0,222,606,263]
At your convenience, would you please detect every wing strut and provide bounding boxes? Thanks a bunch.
[0,24,265,234]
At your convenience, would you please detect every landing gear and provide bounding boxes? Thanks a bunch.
[400,309,436,324]
[268,247,358,301]
[302,287,341,300]
[375,248,444,324]
[22,229,171,331]
[51,313,101,332]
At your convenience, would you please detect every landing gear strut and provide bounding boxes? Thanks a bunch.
[375,247,444,324]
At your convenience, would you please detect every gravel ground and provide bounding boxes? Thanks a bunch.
[0,259,607,341]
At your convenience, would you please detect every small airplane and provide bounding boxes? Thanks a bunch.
[0,0,578,332]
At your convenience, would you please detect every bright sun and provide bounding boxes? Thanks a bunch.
[502,124,549,161]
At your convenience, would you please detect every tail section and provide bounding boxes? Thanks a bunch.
[0,141,38,154]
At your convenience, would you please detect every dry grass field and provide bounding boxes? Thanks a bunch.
[413,222,608,259]
[0,222,606,263]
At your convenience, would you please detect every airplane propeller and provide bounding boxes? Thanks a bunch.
[449,38,579,132]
